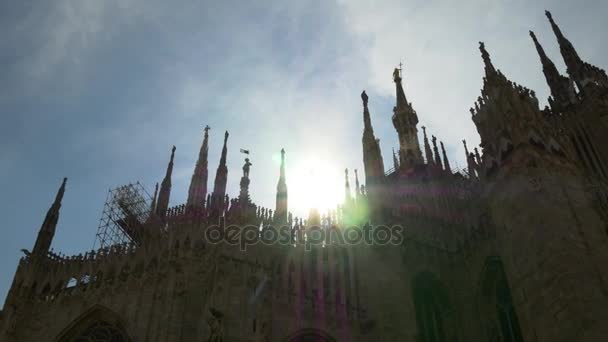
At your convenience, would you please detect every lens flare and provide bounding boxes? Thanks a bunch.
[287,156,343,216]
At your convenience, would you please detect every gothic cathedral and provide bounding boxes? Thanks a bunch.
[2,11,608,342]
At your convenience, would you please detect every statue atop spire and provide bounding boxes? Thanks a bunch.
[238,157,253,212]
[243,158,252,178]
[187,125,210,210]
[361,90,368,107]
[32,177,67,256]
[393,67,401,83]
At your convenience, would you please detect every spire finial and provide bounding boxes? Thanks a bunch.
[479,41,496,76]
[55,177,67,204]
[529,30,538,42]
[462,139,468,152]
[529,30,549,61]
[361,90,368,106]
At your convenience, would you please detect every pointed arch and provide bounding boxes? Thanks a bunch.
[55,305,131,342]
[283,328,337,342]
[478,256,523,342]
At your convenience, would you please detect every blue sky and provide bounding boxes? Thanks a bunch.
[1,0,607,302]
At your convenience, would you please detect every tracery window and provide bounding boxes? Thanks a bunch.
[57,306,131,342]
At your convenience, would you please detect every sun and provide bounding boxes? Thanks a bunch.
[287,156,344,217]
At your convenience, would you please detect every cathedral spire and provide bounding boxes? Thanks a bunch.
[545,10,607,89]
[431,135,443,168]
[393,67,409,111]
[529,30,575,110]
[441,141,451,173]
[545,11,582,75]
[479,42,497,79]
[33,177,67,256]
[275,148,288,223]
[392,67,423,170]
[156,146,175,220]
[361,90,385,183]
[212,131,229,212]
[186,125,210,210]
[422,126,434,165]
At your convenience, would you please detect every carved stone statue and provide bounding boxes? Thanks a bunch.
[243,158,252,178]
[393,68,400,82]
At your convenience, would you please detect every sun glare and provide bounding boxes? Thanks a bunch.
[287,156,344,217]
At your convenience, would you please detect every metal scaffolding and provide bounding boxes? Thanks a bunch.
[94,182,153,250]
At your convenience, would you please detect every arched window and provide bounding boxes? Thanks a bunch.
[56,306,131,342]
[479,257,523,342]
[412,272,457,342]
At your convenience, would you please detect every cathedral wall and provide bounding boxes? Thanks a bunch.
[486,159,608,342]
